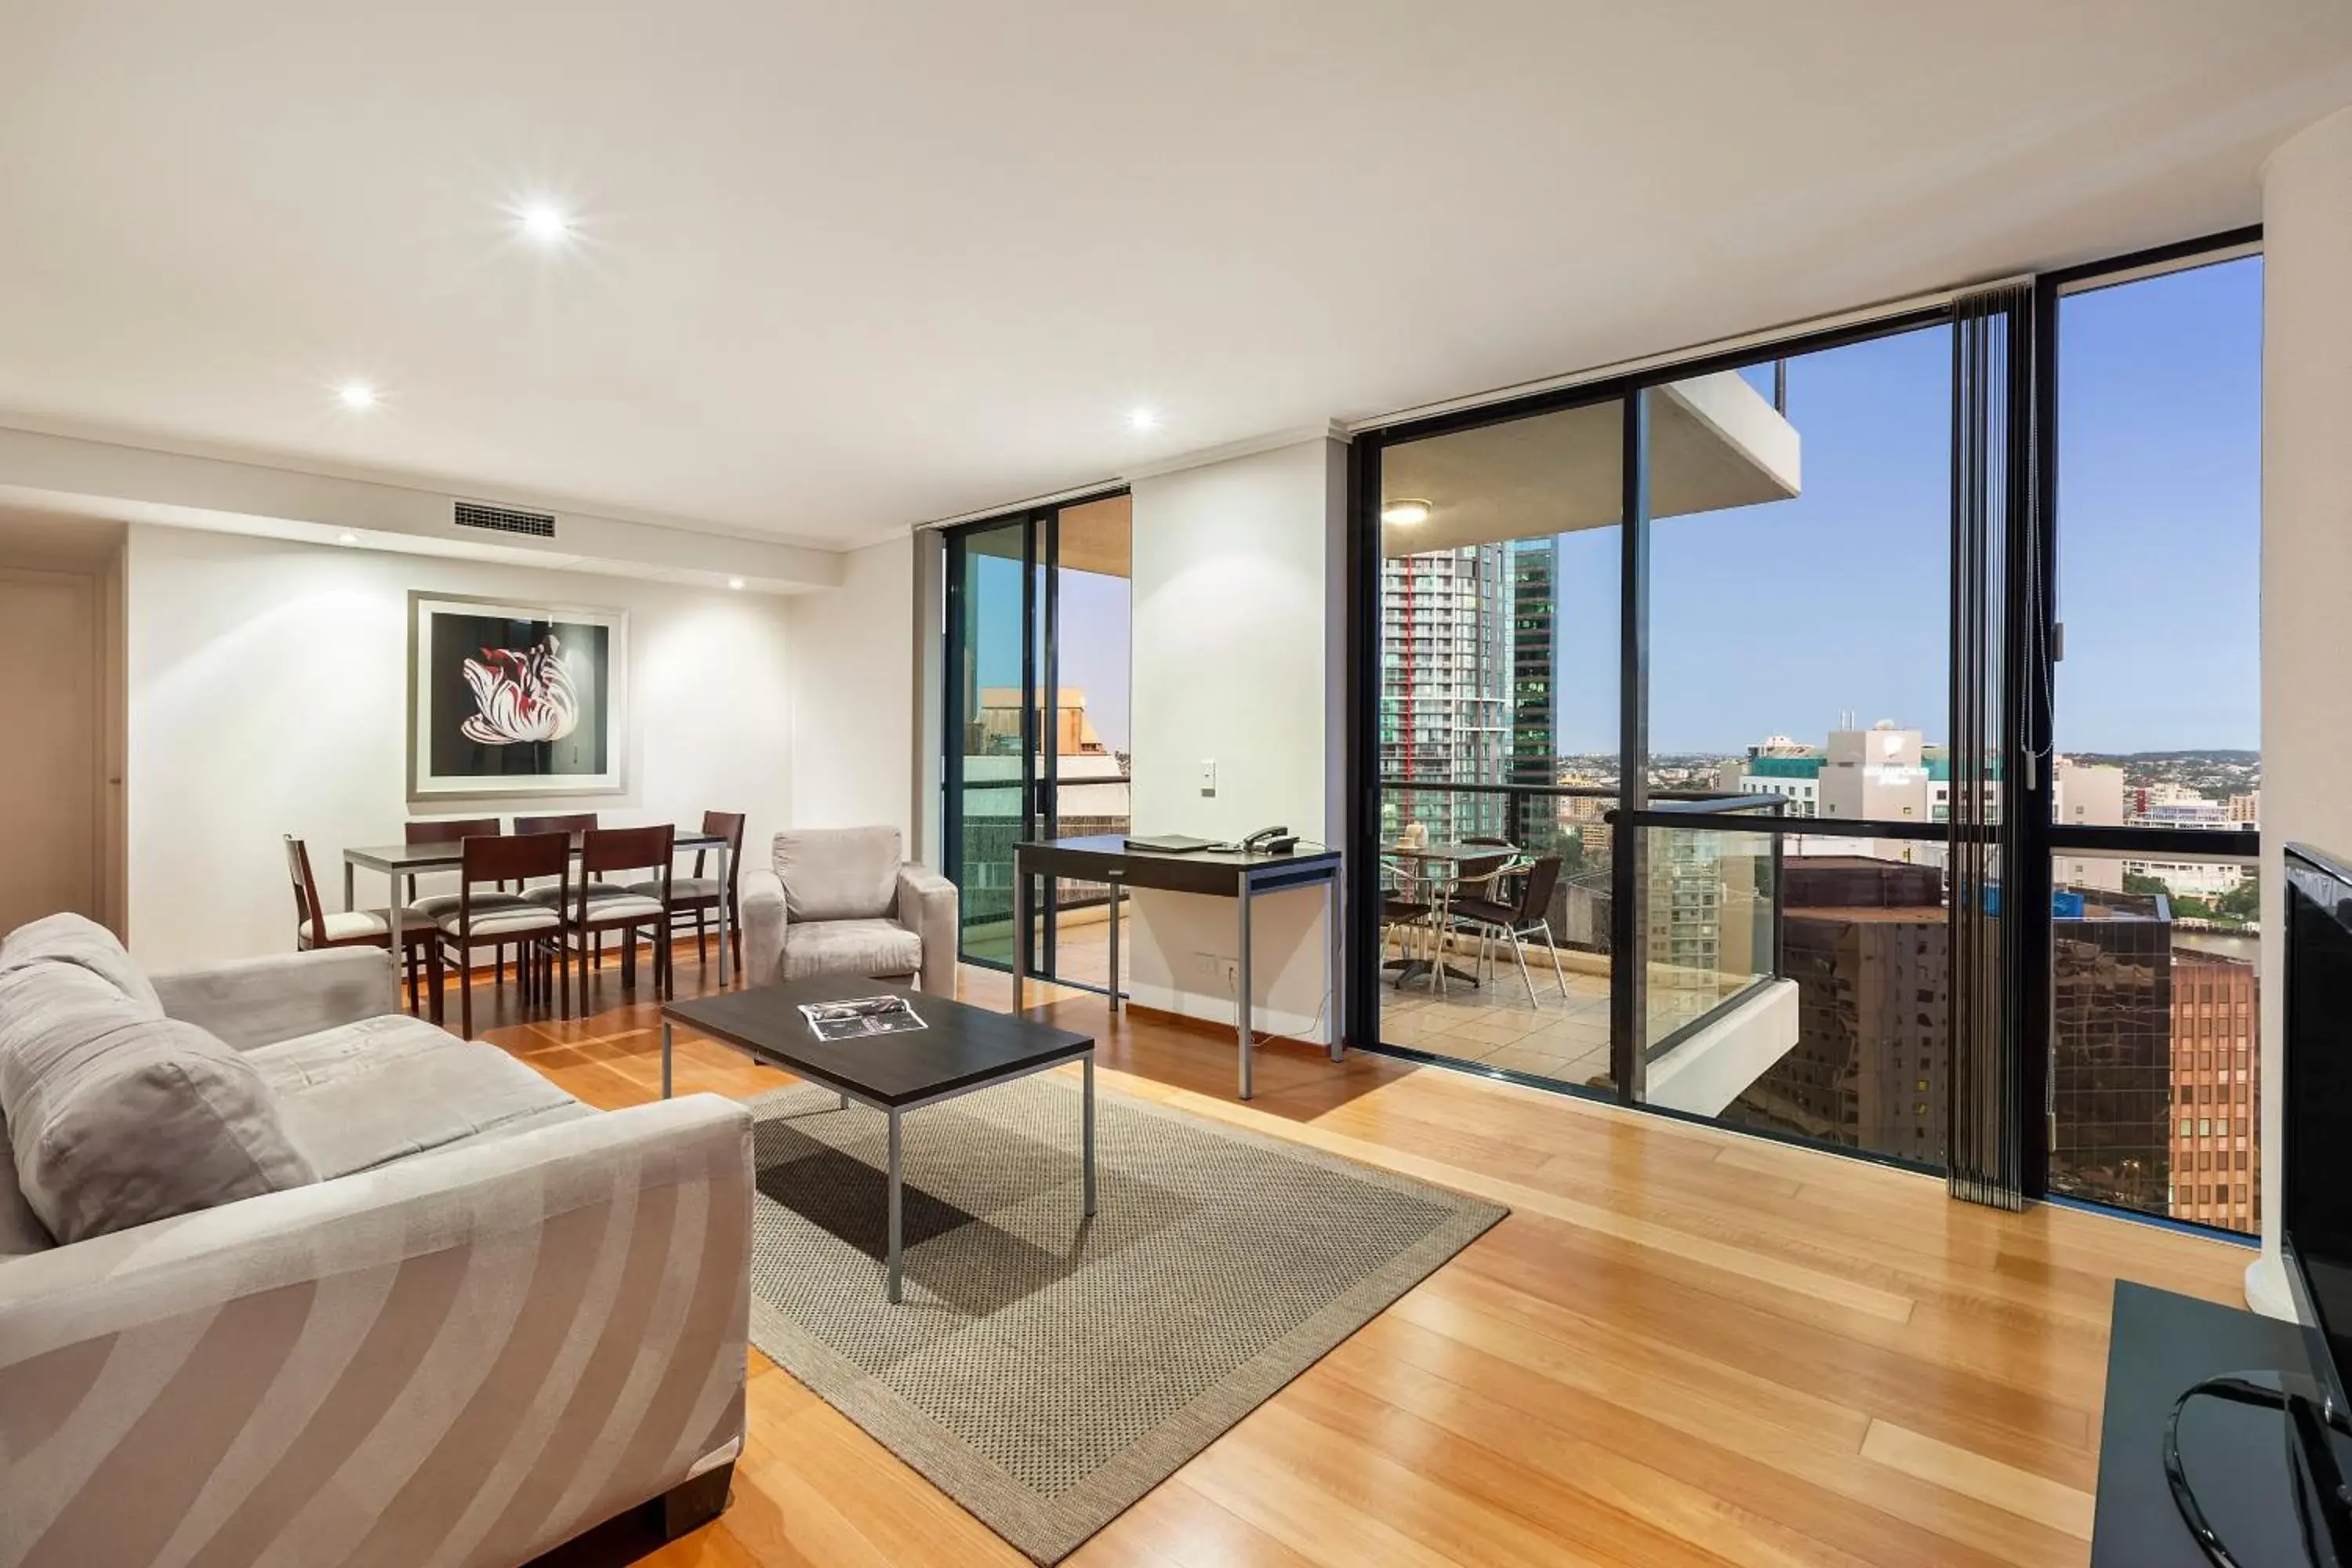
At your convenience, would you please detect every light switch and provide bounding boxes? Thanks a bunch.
[1200,759,1217,797]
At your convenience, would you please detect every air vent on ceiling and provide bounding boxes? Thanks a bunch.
[452,499,557,539]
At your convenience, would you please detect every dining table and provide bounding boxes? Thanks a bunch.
[343,826,735,985]
[1381,840,1514,992]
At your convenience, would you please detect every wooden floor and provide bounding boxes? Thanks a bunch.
[486,946,2252,1568]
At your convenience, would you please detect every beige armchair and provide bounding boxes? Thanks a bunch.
[740,827,957,995]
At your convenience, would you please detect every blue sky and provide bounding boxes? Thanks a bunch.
[971,253,2262,762]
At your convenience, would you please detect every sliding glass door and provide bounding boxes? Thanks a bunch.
[1348,227,2262,1229]
[942,493,1132,989]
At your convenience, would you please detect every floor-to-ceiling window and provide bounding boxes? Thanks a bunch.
[2045,246,2262,1235]
[1349,227,2261,1227]
[1371,397,1624,1091]
[942,492,1133,990]
[1632,325,1958,1166]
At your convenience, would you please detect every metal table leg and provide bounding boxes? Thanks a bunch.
[1237,870,1254,1101]
[1083,1053,1097,1216]
[714,842,731,984]
[661,1020,673,1098]
[886,1109,904,1305]
[1327,870,1345,1062]
[343,858,355,913]
[1106,881,1120,1014]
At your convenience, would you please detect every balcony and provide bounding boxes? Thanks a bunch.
[1375,781,1798,1102]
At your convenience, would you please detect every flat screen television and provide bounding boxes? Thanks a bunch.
[2274,844,2352,1555]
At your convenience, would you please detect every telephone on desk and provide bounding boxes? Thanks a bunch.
[1237,826,1299,855]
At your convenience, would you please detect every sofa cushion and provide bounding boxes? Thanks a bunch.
[0,1115,54,1256]
[782,917,921,982]
[252,1013,590,1178]
[0,959,315,1244]
[775,827,902,923]
[0,912,162,1018]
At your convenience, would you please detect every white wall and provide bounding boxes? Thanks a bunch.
[787,535,917,848]
[1124,437,1346,1038]
[2250,104,2352,1317]
[124,524,796,969]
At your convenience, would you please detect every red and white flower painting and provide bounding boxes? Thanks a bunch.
[459,635,581,745]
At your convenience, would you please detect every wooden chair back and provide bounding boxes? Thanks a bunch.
[581,824,674,882]
[405,816,499,845]
[693,811,746,877]
[282,835,328,940]
[513,812,598,837]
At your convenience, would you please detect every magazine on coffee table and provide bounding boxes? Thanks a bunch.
[799,994,928,1042]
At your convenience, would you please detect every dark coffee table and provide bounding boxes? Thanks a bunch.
[660,978,1096,1303]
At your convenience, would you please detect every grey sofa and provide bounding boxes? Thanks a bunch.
[0,915,752,1568]
[741,826,957,995]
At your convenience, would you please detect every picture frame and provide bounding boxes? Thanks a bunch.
[407,590,629,802]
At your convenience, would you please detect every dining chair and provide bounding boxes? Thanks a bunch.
[514,812,602,956]
[631,811,743,978]
[564,825,676,1014]
[283,835,434,1011]
[1446,853,1571,1006]
[403,816,506,989]
[1425,848,1513,997]
[427,832,570,1040]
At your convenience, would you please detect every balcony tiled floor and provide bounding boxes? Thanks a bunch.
[1033,917,1750,1092]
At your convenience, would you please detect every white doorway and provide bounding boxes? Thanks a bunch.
[0,515,125,938]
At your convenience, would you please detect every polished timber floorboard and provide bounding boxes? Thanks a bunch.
[489,947,2251,1568]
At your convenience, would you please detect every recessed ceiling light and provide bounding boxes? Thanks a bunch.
[337,532,359,545]
[727,577,746,591]
[1382,499,1432,526]
[336,382,378,411]
[520,204,572,244]
[1128,408,1160,431]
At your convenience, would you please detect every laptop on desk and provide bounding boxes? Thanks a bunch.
[1123,833,1220,854]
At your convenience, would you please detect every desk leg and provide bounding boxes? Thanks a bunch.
[1083,1054,1097,1216]
[661,1020,673,1099]
[1011,851,1027,1014]
[1237,873,1254,1102]
[1327,872,1345,1063]
[886,1109,904,1305]
[343,859,355,914]
[1107,883,1120,1014]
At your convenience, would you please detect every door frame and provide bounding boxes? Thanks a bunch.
[939,488,1128,984]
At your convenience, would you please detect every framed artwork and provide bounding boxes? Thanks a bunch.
[408,591,627,801]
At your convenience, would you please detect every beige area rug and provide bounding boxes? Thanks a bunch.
[741,1076,1506,1563]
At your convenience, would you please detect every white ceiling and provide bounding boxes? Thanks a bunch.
[3,2,2348,553]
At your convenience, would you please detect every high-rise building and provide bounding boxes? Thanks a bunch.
[2049,887,2173,1216]
[2168,944,2259,1230]
[1381,544,1515,840]
[1722,855,1948,1161]
[1508,537,1557,788]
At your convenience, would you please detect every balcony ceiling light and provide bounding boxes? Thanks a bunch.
[1382,499,1432,526]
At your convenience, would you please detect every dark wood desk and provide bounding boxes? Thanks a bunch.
[662,977,1094,1304]
[2092,1279,2314,1565]
[343,828,733,977]
[1013,835,1343,1100]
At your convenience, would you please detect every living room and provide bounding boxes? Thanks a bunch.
[8,6,2352,1567]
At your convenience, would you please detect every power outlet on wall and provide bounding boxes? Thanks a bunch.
[1192,952,1240,993]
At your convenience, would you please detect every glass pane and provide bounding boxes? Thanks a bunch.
[953,518,1028,965]
[1375,398,1620,1091]
[1641,817,1778,1052]
[2049,849,2261,1236]
[2054,257,2261,815]
[1045,494,1132,994]
[1649,327,1953,808]
[1691,833,1951,1169]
